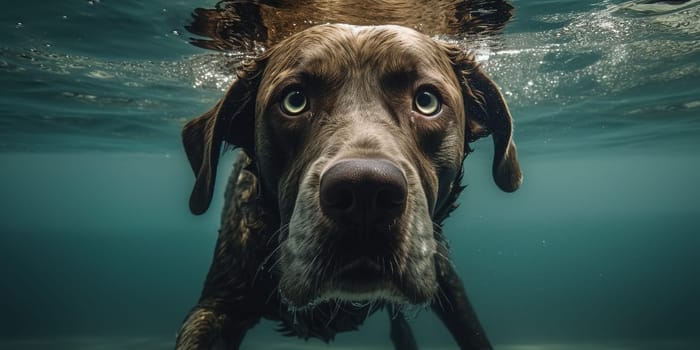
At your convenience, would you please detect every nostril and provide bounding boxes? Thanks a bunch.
[323,186,355,212]
[374,187,406,212]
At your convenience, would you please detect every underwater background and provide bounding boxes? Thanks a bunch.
[1,0,699,349]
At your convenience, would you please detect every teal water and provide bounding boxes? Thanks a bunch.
[1,0,699,349]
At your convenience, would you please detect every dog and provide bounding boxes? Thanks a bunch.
[176,24,521,350]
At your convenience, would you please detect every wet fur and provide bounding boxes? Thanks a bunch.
[176,24,521,350]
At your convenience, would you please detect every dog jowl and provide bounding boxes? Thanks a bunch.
[178,24,522,349]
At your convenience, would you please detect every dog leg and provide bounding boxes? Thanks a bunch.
[175,237,261,350]
[174,237,264,350]
[387,305,418,350]
[432,258,493,350]
[175,302,253,350]
[175,239,262,350]
[177,152,270,350]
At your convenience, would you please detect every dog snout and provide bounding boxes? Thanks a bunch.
[320,158,407,228]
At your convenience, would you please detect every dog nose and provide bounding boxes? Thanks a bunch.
[320,158,407,227]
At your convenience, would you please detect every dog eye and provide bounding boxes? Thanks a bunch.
[414,89,441,116]
[281,90,308,115]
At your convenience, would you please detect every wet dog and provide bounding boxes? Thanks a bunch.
[176,24,521,349]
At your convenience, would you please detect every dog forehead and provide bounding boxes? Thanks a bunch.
[262,24,453,80]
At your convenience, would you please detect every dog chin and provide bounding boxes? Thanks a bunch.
[279,264,437,310]
[312,289,408,307]
[282,284,409,310]
[279,269,403,309]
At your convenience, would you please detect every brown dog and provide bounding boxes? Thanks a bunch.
[177,24,521,350]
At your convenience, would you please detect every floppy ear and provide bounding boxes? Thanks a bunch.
[450,50,522,192]
[182,61,261,215]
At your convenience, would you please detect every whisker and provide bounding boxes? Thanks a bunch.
[266,254,283,273]
[267,223,289,246]
[435,283,453,312]
[254,243,283,281]
[392,254,401,274]
[366,300,376,320]
[267,282,280,304]
[388,303,401,320]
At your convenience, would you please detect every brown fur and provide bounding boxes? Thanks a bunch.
[177,24,521,350]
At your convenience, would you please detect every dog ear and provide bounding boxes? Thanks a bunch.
[182,61,261,215]
[449,49,522,192]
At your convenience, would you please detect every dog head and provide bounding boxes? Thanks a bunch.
[183,24,521,308]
